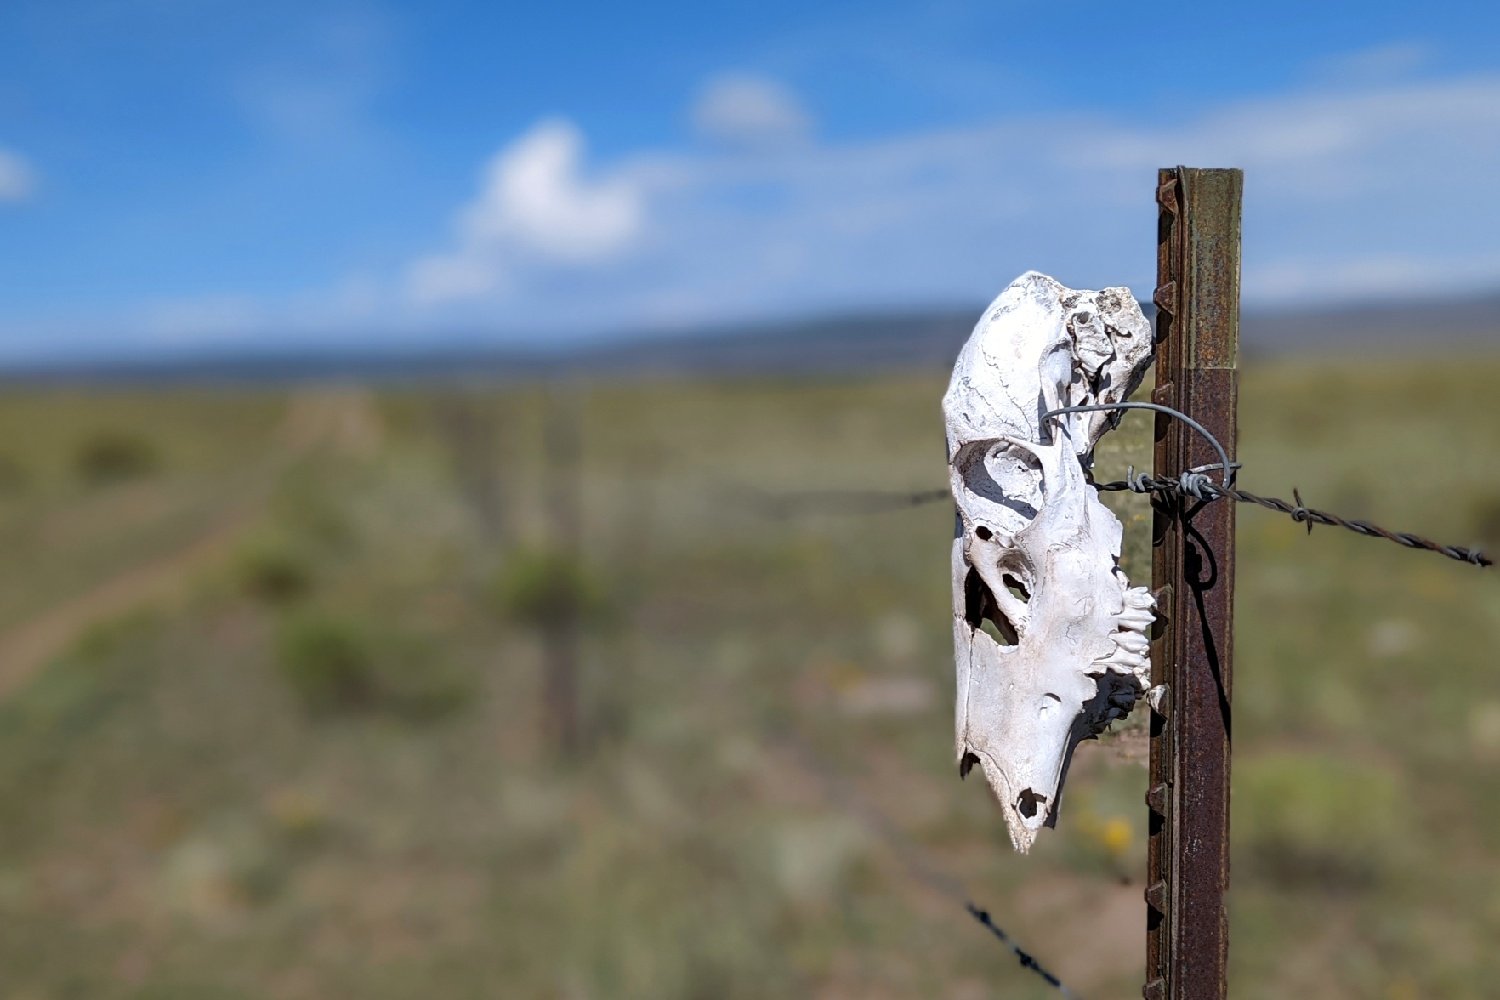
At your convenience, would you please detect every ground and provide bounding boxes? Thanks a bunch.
[0,359,1496,998]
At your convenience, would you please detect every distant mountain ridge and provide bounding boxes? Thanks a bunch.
[1241,294,1500,354]
[4,293,1496,384]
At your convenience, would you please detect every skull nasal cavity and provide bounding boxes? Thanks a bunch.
[964,568,1018,645]
[1003,573,1031,603]
[1017,789,1047,819]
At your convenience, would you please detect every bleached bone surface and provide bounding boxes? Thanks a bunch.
[944,271,1155,853]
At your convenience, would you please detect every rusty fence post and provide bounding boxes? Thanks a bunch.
[1144,166,1241,1000]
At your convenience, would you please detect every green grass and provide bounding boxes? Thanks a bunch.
[0,389,285,630]
[0,359,1496,998]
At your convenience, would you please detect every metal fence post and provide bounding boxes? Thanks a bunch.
[1144,166,1241,1000]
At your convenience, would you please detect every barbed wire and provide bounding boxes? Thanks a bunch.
[741,485,952,517]
[1097,469,1491,567]
[752,469,1490,568]
[742,405,1492,569]
[1040,403,1491,569]
[965,903,1077,995]
[775,728,1082,998]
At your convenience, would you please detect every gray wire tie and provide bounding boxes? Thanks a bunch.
[1178,471,1214,499]
[1042,402,1235,489]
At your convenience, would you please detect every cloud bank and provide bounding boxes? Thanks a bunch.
[0,149,35,202]
[398,69,1500,337]
[690,73,814,149]
[19,62,1500,353]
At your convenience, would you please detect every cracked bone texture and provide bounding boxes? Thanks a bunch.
[944,271,1156,853]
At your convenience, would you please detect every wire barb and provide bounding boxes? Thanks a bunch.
[965,903,1080,997]
[1290,487,1313,535]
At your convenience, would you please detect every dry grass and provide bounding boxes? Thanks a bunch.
[0,357,1496,998]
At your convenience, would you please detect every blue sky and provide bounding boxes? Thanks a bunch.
[3,1,1500,360]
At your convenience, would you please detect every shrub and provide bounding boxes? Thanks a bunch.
[235,538,314,605]
[273,610,471,720]
[274,612,376,712]
[75,430,159,485]
[491,547,614,630]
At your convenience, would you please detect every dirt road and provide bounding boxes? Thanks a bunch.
[0,390,381,699]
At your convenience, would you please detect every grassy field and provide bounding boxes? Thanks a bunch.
[0,358,1497,999]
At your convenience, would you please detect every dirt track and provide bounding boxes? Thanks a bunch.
[0,390,381,699]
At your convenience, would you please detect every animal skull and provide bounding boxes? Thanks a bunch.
[944,271,1156,852]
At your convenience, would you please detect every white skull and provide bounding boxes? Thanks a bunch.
[944,271,1156,852]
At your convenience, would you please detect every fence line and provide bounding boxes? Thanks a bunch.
[739,455,1491,569]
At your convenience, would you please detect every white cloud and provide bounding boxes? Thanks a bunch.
[1087,75,1500,173]
[0,149,36,202]
[407,253,508,306]
[691,74,813,149]
[406,119,644,305]
[238,73,373,145]
[461,120,642,261]
[234,5,392,149]
[1247,252,1500,304]
[1311,41,1434,84]
[137,294,265,343]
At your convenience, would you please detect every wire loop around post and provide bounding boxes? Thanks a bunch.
[1041,401,1235,489]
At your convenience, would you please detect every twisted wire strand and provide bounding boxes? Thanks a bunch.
[1100,471,1492,567]
[749,486,952,517]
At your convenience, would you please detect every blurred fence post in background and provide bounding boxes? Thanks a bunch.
[435,393,509,546]
[542,384,583,754]
[1144,166,1241,1000]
